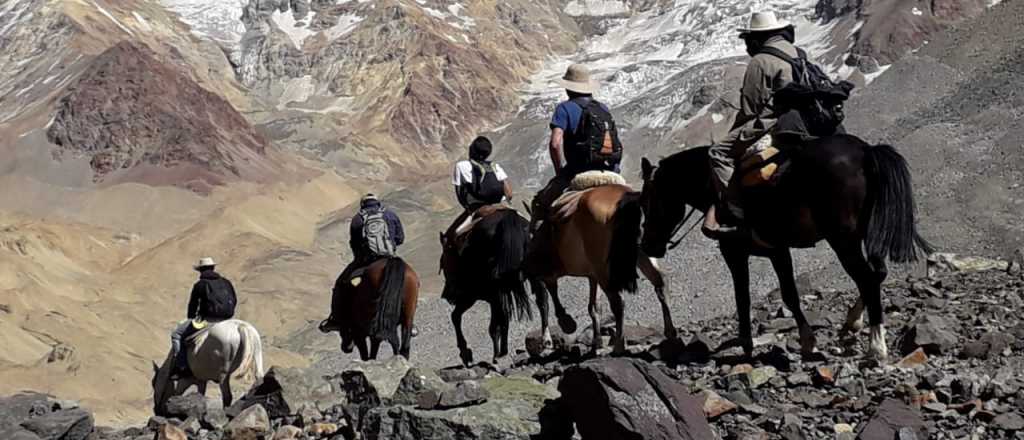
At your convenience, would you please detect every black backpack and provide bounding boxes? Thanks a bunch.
[203,278,236,320]
[570,98,623,171]
[468,160,504,206]
[760,47,855,137]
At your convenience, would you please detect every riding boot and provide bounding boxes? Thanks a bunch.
[701,198,748,240]
[172,345,190,378]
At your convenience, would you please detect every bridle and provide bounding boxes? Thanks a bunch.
[665,206,706,250]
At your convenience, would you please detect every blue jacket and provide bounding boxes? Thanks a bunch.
[349,201,404,260]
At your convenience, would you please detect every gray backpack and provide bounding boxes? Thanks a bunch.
[360,208,395,257]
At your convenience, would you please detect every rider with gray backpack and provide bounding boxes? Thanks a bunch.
[319,194,405,333]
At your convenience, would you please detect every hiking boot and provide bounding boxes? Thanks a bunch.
[701,205,749,240]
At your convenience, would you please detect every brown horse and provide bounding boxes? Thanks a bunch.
[529,183,677,355]
[326,257,419,360]
[639,136,932,360]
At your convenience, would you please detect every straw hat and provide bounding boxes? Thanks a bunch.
[193,257,216,270]
[557,64,600,94]
[737,11,791,34]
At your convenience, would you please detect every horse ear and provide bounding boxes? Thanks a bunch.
[439,231,445,245]
[152,361,159,373]
[641,157,655,181]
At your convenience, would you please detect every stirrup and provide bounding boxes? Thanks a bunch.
[701,223,749,241]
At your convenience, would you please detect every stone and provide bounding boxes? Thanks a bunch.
[525,328,576,358]
[436,381,489,409]
[156,423,187,440]
[415,390,442,410]
[228,366,345,419]
[202,408,229,430]
[306,423,339,437]
[700,390,737,419]
[813,366,835,387]
[225,404,270,440]
[392,367,449,406]
[857,399,927,440]
[559,358,713,439]
[927,253,1009,274]
[341,356,413,407]
[787,372,812,387]
[922,402,947,413]
[959,333,1014,360]
[437,365,487,383]
[181,416,202,436]
[296,404,322,426]
[164,394,207,420]
[993,412,1024,431]
[19,409,94,440]
[363,399,541,440]
[898,315,959,355]
[0,428,42,440]
[0,393,53,430]
[897,348,929,369]
[272,425,302,440]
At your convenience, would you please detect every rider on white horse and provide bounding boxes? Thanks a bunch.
[169,257,238,377]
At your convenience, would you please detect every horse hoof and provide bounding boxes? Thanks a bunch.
[460,349,474,367]
[557,315,578,334]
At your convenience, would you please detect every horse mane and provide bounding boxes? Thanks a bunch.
[371,258,407,340]
[653,146,714,210]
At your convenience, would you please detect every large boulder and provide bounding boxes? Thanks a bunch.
[393,367,449,406]
[164,394,207,420]
[559,358,713,440]
[19,409,93,440]
[228,366,346,419]
[341,356,413,406]
[857,399,927,440]
[0,393,53,430]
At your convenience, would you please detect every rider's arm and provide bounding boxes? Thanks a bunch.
[549,127,565,173]
[389,211,405,246]
[737,57,773,126]
[503,180,513,201]
[349,215,362,256]
[186,282,201,319]
[456,184,470,208]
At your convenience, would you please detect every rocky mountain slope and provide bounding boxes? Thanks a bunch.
[0,0,1015,427]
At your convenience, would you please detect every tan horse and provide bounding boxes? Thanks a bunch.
[151,319,264,415]
[530,183,677,355]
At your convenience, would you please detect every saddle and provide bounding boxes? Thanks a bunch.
[455,203,514,238]
[550,171,630,221]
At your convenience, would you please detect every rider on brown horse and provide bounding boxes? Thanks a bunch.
[319,194,405,333]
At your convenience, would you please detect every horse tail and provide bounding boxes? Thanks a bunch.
[608,191,642,295]
[863,144,934,263]
[372,257,407,340]
[495,212,533,322]
[233,321,264,382]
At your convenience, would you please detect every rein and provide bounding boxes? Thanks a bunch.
[665,206,706,250]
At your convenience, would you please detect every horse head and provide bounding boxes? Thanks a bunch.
[438,231,460,299]
[640,157,673,258]
[150,358,177,416]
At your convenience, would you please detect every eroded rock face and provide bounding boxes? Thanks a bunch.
[46,41,277,193]
[559,358,713,440]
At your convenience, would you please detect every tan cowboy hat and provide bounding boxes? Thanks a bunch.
[557,64,600,94]
[193,257,216,270]
[737,11,791,34]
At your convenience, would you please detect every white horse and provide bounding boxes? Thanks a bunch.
[151,319,264,415]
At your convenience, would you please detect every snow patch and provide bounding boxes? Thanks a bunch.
[565,0,630,17]
[91,1,135,36]
[132,12,153,32]
[272,8,317,50]
[911,7,923,16]
[325,14,363,40]
[864,64,891,84]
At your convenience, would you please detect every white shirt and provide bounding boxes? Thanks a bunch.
[452,160,508,187]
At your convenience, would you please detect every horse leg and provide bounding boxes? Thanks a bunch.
[370,338,382,360]
[388,328,401,357]
[219,377,232,409]
[400,321,413,359]
[452,300,474,367]
[587,279,602,355]
[488,299,503,364]
[602,279,627,355]
[841,297,866,335]
[197,382,207,396]
[546,278,577,334]
[532,278,553,350]
[722,244,754,357]
[830,238,888,360]
[638,251,677,340]
[770,249,817,356]
[356,338,370,361]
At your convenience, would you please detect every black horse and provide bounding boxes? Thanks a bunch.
[440,209,534,366]
[639,135,932,359]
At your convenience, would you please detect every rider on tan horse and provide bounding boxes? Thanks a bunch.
[525,64,677,355]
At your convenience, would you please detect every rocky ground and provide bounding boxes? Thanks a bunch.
[3,252,1022,439]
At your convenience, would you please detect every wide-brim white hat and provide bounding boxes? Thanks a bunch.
[193,257,216,270]
[737,11,791,34]
[557,64,600,94]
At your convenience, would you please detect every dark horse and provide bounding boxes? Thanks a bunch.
[440,209,534,366]
[327,257,420,360]
[639,135,932,359]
